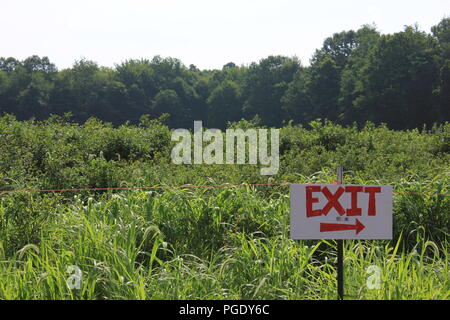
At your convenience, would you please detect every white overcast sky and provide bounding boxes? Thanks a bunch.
[1,0,449,70]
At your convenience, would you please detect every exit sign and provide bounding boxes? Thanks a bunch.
[290,184,393,240]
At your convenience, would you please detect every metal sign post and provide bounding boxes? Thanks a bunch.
[336,166,344,300]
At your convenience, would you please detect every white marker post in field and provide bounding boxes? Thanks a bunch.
[290,167,393,299]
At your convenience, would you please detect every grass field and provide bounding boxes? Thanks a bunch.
[0,116,448,299]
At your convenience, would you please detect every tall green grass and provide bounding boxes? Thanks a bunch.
[0,116,448,299]
[0,186,448,299]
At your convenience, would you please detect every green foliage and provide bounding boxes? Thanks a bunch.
[2,18,449,130]
[0,115,448,299]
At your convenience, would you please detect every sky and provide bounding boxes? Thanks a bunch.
[1,0,449,70]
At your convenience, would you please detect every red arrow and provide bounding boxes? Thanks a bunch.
[320,219,365,235]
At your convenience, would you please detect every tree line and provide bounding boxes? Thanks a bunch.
[0,17,449,129]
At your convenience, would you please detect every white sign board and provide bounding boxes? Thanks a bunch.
[290,184,392,240]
